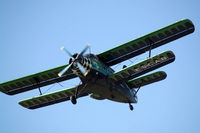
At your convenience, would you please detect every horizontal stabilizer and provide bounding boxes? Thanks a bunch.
[128,71,167,88]
[19,85,88,109]
[108,51,175,84]
[98,19,194,66]
[0,65,77,95]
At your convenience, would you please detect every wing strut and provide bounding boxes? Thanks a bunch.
[33,77,42,95]
[147,38,154,58]
[149,42,152,58]
[38,87,42,95]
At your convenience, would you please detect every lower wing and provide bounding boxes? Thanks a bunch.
[108,51,175,84]
[19,84,89,109]
[127,71,167,88]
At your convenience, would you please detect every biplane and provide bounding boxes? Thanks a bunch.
[0,19,194,110]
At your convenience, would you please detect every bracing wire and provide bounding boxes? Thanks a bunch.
[43,84,57,94]
[43,82,65,94]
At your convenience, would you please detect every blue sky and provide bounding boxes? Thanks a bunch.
[0,0,200,133]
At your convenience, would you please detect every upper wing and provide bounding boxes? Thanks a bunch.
[19,84,89,109]
[0,64,77,95]
[127,71,167,88]
[108,51,175,84]
[97,19,194,66]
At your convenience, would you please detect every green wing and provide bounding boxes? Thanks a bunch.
[108,51,175,84]
[127,71,167,88]
[19,85,89,109]
[98,19,194,66]
[0,64,77,95]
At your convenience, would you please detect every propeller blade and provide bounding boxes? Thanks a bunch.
[77,62,87,76]
[61,46,73,57]
[79,44,91,56]
[58,63,72,77]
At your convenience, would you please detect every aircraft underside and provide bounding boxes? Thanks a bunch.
[87,78,138,104]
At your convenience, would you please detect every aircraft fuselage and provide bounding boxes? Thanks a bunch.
[71,54,138,103]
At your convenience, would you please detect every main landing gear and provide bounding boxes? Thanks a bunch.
[129,103,134,111]
[70,83,87,105]
[70,83,80,105]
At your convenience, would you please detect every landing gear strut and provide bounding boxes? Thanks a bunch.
[70,95,77,104]
[70,83,80,105]
[70,84,88,105]
[129,103,134,111]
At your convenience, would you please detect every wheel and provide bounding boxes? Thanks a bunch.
[129,104,134,111]
[70,95,77,104]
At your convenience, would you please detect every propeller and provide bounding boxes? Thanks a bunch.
[60,46,73,57]
[77,62,86,75]
[58,44,91,77]
[79,44,90,57]
[58,63,72,77]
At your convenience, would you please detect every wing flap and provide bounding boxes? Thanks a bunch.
[98,19,194,66]
[0,65,77,95]
[108,51,175,83]
[127,71,167,88]
[19,85,88,109]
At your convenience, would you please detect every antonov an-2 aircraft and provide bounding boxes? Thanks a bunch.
[0,19,195,110]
